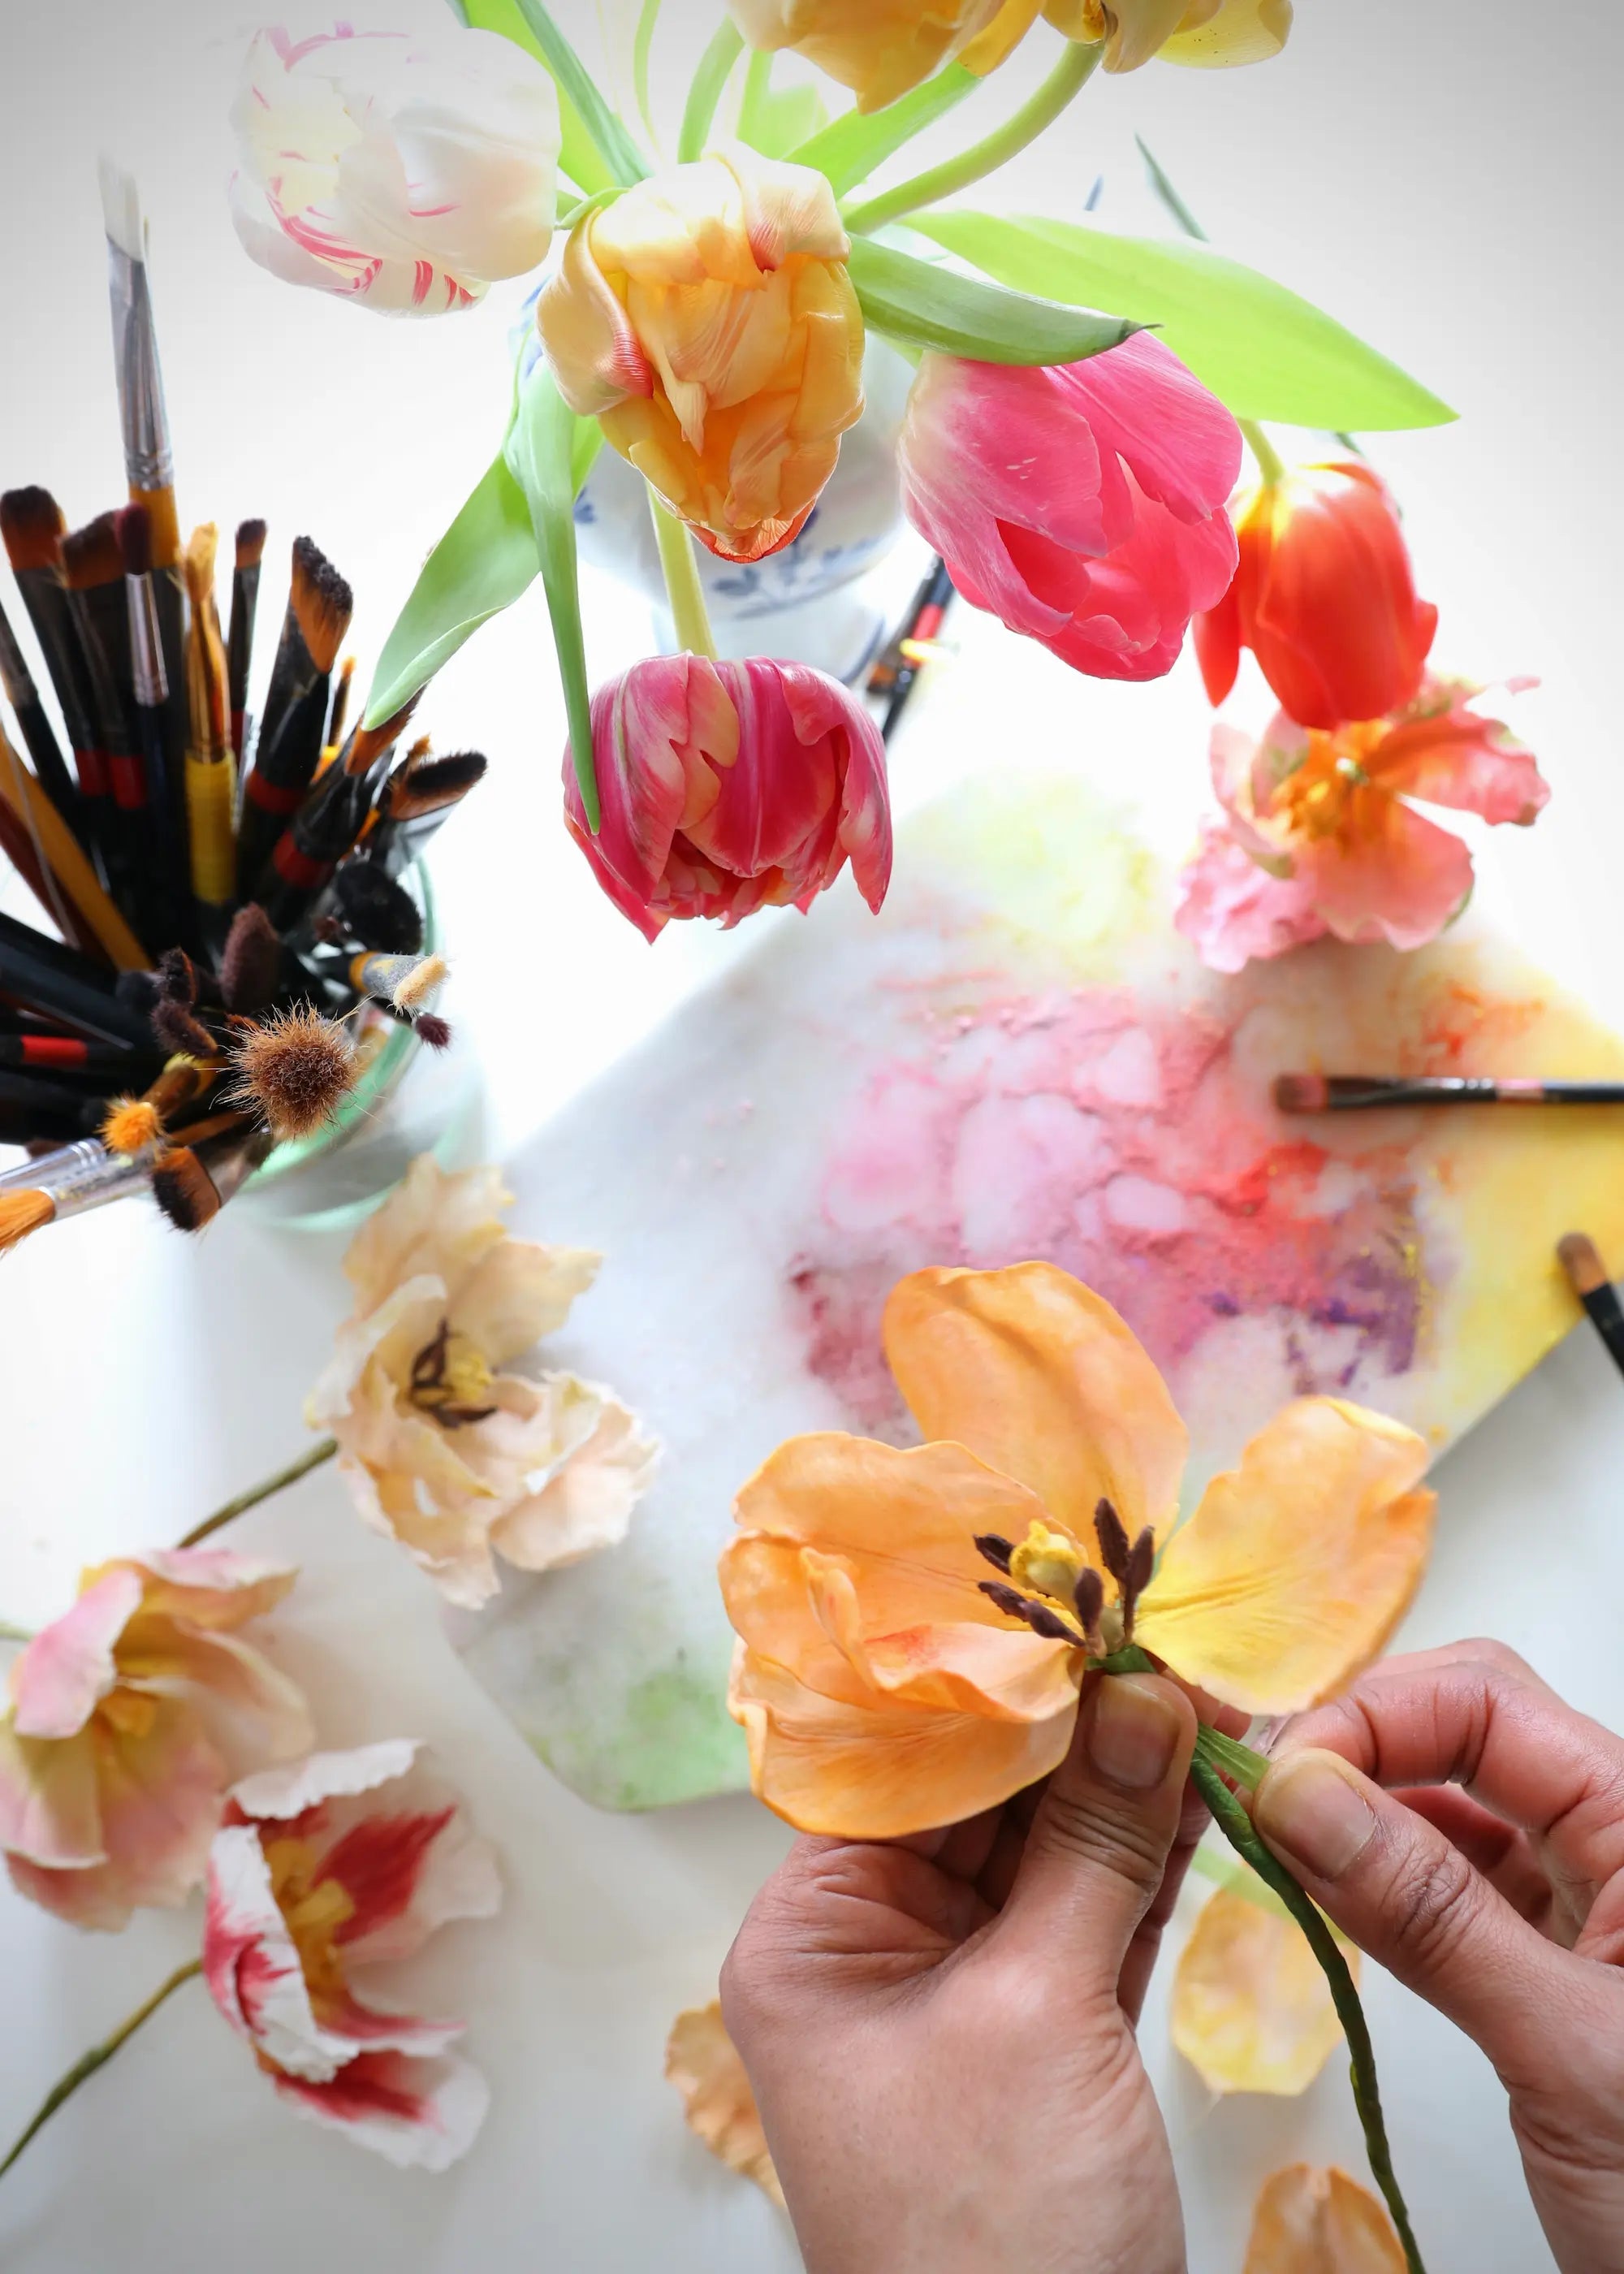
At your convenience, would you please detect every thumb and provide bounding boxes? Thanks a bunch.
[1000,1673,1197,1980]
[1253,1748,1574,2062]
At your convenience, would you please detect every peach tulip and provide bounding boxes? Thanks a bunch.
[1173,1881,1355,2095]
[230,23,559,312]
[897,335,1241,682]
[723,0,1048,113]
[0,1550,311,1928]
[564,654,892,940]
[537,149,864,563]
[1196,462,1436,728]
[1174,677,1551,972]
[1244,2165,1407,2272]
[666,2000,784,2205]
[203,1740,500,2169]
[1066,0,1293,70]
[721,1263,1434,1838]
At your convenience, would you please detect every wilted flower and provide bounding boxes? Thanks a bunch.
[898,336,1241,682]
[537,149,864,563]
[666,1999,784,2205]
[0,1551,311,1928]
[203,1740,500,2169]
[1174,679,1551,972]
[1196,461,1436,729]
[723,0,1045,113]
[307,1155,658,1609]
[1243,2164,1406,2272]
[1173,1878,1356,2095]
[721,1262,1433,1838]
[230,23,559,313]
[564,654,892,940]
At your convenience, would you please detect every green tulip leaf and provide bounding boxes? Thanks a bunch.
[460,0,648,188]
[910,210,1454,430]
[504,365,601,829]
[847,236,1135,367]
[788,63,978,198]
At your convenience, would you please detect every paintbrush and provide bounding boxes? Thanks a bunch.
[882,558,953,741]
[228,518,266,763]
[0,591,80,832]
[1557,1234,1624,1382]
[100,160,187,824]
[1275,1074,1624,1113]
[0,1068,109,1142]
[257,695,419,928]
[0,487,106,854]
[152,1125,273,1234]
[0,928,155,1047]
[0,1035,158,1080]
[326,655,356,754]
[60,513,147,927]
[0,1139,149,1256]
[0,724,148,969]
[181,525,235,929]
[365,750,487,876]
[0,741,92,950]
[235,538,352,895]
[118,504,188,945]
[329,859,424,953]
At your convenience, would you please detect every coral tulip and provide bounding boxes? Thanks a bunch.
[1174,677,1551,972]
[537,150,864,564]
[1196,462,1437,728]
[897,335,1241,682]
[724,0,1047,114]
[720,1262,1434,1838]
[564,654,892,940]
[230,24,559,313]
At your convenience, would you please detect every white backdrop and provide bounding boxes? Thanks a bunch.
[1,2,1622,2268]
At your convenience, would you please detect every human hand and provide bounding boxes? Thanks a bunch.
[721,1672,1204,2274]
[1252,1641,1624,2274]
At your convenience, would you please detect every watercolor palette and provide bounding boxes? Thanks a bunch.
[452,771,1624,1810]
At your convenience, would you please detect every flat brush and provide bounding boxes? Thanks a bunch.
[1275,1073,1624,1113]
[61,514,145,925]
[152,1126,272,1234]
[0,487,102,856]
[182,525,235,927]
[236,538,352,894]
[0,924,154,1048]
[0,1141,149,1256]
[228,518,266,762]
[330,859,422,953]
[0,1069,108,1141]
[1557,1233,1624,1383]
[367,750,486,875]
[0,724,148,969]
[258,695,419,930]
[0,591,80,831]
[119,504,187,945]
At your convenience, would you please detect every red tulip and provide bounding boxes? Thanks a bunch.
[564,655,892,940]
[1195,461,1438,728]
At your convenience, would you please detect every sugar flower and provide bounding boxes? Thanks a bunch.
[1174,679,1552,973]
[1196,462,1437,729]
[230,23,559,313]
[564,655,892,940]
[897,336,1241,683]
[537,149,865,563]
[720,1262,1433,1838]
[1173,1878,1356,2095]
[666,1999,784,2206]
[203,1740,500,2170]
[307,1154,658,1610]
[0,1550,311,1930]
[723,0,1047,114]
[1244,2164,1407,2272]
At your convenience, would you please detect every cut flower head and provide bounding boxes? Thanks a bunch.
[721,1263,1433,1837]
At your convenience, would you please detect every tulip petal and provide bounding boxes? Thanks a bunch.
[1368,694,1550,828]
[9,1568,143,1740]
[1243,2164,1406,2272]
[271,2047,490,2172]
[0,1720,103,1871]
[109,1550,298,1634]
[730,1644,1078,1836]
[1173,1883,1354,2095]
[1058,335,1243,529]
[1195,573,1242,705]
[1292,795,1475,953]
[341,1155,503,1314]
[882,1265,1188,1549]
[666,2000,784,2207]
[1161,0,1294,67]
[487,1373,659,1574]
[1174,822,1328,975]
[1135,1399,1434,1714]
[120,1625,314,1767]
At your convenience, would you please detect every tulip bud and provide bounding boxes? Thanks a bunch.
[898,336,1241,683]
[229,22,559,313]
[1194,463,1438,728]
[537,150,865,564]
[724,0,1050,114]
[564,655,892,940]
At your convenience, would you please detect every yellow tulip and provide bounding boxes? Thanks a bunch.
[1057,0,1292,69]
[537,149,865,564]
[725,0,1050,115]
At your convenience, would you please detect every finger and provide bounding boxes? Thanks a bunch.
[998,1673,1197,1985]
[1397,1787,1561,1935]
[1252,1747,1584,2063]
[1273,1655,1624,1901]
[1119,1766,1216,2023]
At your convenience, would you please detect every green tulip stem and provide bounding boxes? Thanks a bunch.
[0,1619,33,1645]
[175,1437,339,1549]
[0,1960,203,2183]
[649,492,719,662]
[843,38,1103,237]
[678,20,745,166]
[1238,415,1287,488]
[1190,1731,1427,2274]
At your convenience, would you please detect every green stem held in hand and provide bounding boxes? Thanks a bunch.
[1190,1731,1427,2274]
[175,1436,338,1550]
[649,491,719,662]
[843,39,1104,236]
[678,19,745,165]
[0,1958,203,2182]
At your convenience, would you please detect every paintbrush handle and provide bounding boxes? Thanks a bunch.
[0,734,148,969]
[1580,1284,1624,1380]
[0,940,153,1048]
[185,753,237,914]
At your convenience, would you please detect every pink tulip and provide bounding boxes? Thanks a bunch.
[897,334,1242,681]
[564,655,892,940]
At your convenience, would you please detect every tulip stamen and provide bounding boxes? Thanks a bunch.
[408,1318,498,1430]
[978,1580,1091,1650]
[1120,1525,1156,1640]
[974,1533,1014,1574]
[1094,1498,1132,1586]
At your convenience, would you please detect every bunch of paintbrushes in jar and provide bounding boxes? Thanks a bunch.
[0,165,486,1257]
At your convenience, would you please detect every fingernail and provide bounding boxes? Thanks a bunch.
[1255,1751,1378,1879]
[1086,1675,1181,1791]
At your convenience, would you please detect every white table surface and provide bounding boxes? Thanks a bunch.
[2,3,1623,2268]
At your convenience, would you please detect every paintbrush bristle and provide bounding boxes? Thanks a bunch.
[116,503,153,580]
[290,537,353,677]
[102,1096,163,1156]
[151,1146,220,1233]
[1559,1232,1610,1301]
[97,155,145,260]
[1272,1073,1329,1114]
[220,902,283,1014]
[152,996,216,1059]
[332,861,424,953]
[60,514,125,592]
[227,1004,356,1141]
[184,523,219,612]
[348,692,421,776]
[0,487,67,573]
[0,1187,54,1253]
[388,750,487,822]
[414,1012,453,1052]
[235,518,267,572]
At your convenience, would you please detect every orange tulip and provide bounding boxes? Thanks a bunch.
[724,0,1048,113]
[720,1263,1433,1838]
[1061,0,1292,70]
[1197,462,1437,728]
